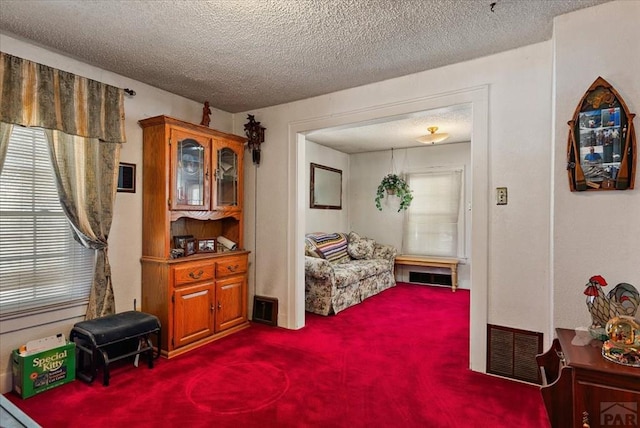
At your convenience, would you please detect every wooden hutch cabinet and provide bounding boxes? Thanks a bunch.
[139,115,249,358]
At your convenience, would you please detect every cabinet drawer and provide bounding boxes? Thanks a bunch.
[174,263,215,286]
[216,256,247,278]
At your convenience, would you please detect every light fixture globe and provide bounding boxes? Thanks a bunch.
[416,126,449,144]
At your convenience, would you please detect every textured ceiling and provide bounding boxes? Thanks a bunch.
[0,0,611,114]
[0,0,612,153]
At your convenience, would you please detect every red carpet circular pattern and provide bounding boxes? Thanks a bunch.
[185,362,290,414]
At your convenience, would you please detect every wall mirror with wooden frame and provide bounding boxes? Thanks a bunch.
[567,76,636,191]
[310,163,342,209]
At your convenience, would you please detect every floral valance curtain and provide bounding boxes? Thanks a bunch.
[0,52,125,143]
[0,52,126,319]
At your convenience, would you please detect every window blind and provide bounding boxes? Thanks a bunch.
[403,169,463,257]
[0,126,94,317]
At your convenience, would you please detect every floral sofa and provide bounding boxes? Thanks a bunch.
[305,231,397,315]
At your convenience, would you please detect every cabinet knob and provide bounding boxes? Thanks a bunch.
[189,270,204,279]
[210,304,214,312]
[218,302,222,310]
[227,264,239,272]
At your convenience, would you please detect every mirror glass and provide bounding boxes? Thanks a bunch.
[310,163,342,209]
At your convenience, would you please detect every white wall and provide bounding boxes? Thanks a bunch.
[349,143,472,289]
[0,33,235,393]
[304,140,349,233]
[552,1,640,330]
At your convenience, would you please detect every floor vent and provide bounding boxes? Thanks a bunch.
[408,271,452,286]
[252,296,278,326]
[487,324,542,384]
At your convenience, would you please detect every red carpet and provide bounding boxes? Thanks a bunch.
[5,283,550,427]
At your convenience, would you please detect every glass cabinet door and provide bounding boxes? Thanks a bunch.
[215,146,239,208]
[171,130,210,210]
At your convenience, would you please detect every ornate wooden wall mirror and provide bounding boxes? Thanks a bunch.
[310,163,342,209]
[567,77,636,191]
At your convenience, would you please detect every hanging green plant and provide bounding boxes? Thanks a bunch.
[375,173,413,212]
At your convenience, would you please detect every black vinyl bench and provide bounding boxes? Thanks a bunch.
[70,311,161,386]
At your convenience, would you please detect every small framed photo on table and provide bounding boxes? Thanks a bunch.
[173,235,194,250]
[197,238,217,253]
[184,238,197,256]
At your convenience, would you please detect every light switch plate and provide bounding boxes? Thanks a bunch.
[496,187,508,205]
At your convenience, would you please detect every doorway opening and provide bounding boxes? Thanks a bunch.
[288,86,489,372]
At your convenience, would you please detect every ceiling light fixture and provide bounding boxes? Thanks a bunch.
[416,126,449,144]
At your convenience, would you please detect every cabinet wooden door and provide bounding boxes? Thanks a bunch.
[170,128,211,211]
[173,282,215,348]
[215,275,247,332]
[212,138,243,211]
[575,379,640,428]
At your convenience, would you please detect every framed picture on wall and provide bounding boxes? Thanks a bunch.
[310,163,342,209]
[567,77,636,191]
[117,162,136,193]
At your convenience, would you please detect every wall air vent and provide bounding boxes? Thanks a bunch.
[252,296,278,326]
[408,271,452,286]
[487,324,543,384]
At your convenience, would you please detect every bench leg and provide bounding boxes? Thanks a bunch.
[146,337,154,369]
[75,343,97,384]
[451,264,458,292]
[100,349,110,386]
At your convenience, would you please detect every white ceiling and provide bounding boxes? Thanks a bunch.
[305,103,472,153]
[0,0,611,153]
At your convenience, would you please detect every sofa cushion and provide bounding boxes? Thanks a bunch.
[347,231,375,259]
[333,259,390,288]
[306,233,350,264]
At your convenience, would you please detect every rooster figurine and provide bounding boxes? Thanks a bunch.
[584,275,640,329]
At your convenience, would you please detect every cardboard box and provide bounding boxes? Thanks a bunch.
[12,342,75,398]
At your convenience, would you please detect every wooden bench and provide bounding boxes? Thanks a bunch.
[70,311,161,386]
[394,255,459,292]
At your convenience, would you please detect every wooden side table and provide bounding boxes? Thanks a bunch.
[536,328,640,428]
[394,255,459,291]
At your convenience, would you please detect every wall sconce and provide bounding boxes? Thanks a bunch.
[244,114,266,165]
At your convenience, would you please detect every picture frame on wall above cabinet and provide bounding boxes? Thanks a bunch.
[567,76,636,191]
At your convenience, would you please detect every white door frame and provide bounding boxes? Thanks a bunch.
[287,86,489,372]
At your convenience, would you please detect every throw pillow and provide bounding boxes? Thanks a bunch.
[347,231,375,259]
[308,232,350,264]
[305,237,322,258]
